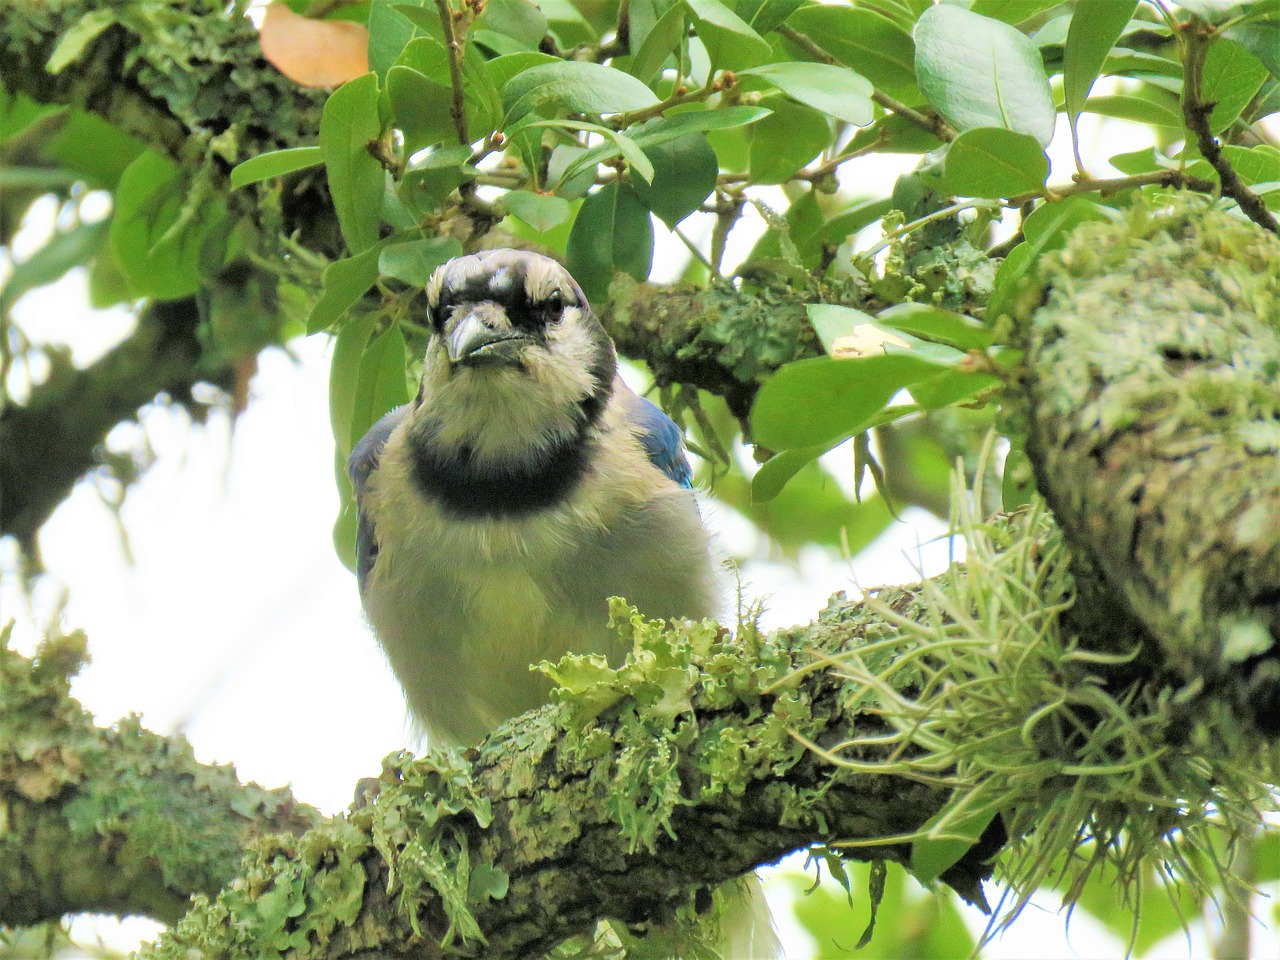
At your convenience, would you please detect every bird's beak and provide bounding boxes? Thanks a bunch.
[446,313,531,367]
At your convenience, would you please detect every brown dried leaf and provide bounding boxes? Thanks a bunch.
[259,3,370,88]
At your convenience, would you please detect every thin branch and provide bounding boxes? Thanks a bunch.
[777,25,955,142]
[435,0,471,147]
[1180,29,1279,234]
[607,74,728,130]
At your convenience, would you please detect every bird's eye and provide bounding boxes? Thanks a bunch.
[545,291,564,313]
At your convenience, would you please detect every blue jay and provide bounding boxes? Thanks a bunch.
[349,249,779,957]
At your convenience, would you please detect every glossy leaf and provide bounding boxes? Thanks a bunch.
[503,190,572,232]
[785,6,916,96]
[558,105,771,185]
[1064,0,1138,138]
[330,314,376,461]
[1085,91,1182,129]
[352,325,413,454]
[565,181,654,301]
[386,66,455,153]
[877,303,994,351]
[736,0,806,35]
[739,61,874,126]
[379,235,463,285]
[629,2,686,83]
[502,61,659,121]
[631,133,717,228]
[474,0,548,48]
[748,97,830,185]
[395,37,502,142]
[684,0,772,69]
[230,146,324,189]
[970,0,1063,24]
[370,0,436,78]
[911,798,998,884]
[308,242,387,334]
[1201,38,1268,133]
[942,127,1049,198]
[1226,20,1280,79]
[752,353,951,451]
[320,73,384,254]
[809,304,875,354]
[818,197,894,245]
[915,5,1057,147]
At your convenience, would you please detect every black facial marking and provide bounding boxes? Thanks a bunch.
[407,422,594,519]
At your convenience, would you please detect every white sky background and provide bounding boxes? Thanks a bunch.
[3,98,1280,959]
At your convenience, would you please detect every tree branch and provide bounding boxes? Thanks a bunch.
[1180,29,1279,234]
[0,627,323,926]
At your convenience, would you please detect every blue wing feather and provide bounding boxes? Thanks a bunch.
[349,405,409,593]
[630,395,693,489]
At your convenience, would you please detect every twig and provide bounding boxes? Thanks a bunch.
[1007,168,1218,206]
[1180,28,1279,234]
[435,0,470,147]
[607,74,728,130]
[777,25,955,142]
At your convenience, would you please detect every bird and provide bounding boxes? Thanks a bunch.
[349,248,780,957]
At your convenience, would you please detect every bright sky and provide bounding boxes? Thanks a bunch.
[3,109,1278,959]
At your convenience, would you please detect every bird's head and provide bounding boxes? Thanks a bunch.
[410,250,617,464]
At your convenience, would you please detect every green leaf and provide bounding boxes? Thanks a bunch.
[808,304,875,354]
[474,0,548,48]
[1201,38,1268,133]
[525,118,655,183]
[970,0,1063,24]
[684,0,772,69]
[941,127,1049,198]
[818,197,893,245]
[1226,20,1280,80]
[751,446,828,502]
[320,73,385,254]
[631,133,717,228]
[393,37,502,144]
[1064,0,1138,141]
[386,66,455,153]
[558,105,771,186]
[748,97,830,185]
[42,111,146,189]
[986,196,1111,320]
[370,0,431,76]
[46,9,116,74]
[485,50,561,89]
[330,314,376,462]
[109,151,226,301]
[739,61,874,126]
[502,61,660,121]
[0,219,108,314]
[503,190,573,231]
[353,325,413,447]
[785,6,916,97]
[379,235,463,285]
[0,87,60,142]
[230,146,324,189]
[628,2,687,84]
[1085,91,1182,128]
[736,0,806,35]
[308,243,387,334]
[752,354,951,451]
[877,303,994,351]
[911,796,997,884]
[1188,144,1280,184]
[565,181,654,302]
[914,5,1057,147]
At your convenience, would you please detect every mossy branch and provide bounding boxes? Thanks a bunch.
[1018,195,1280,732]
[0,626,324,926]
